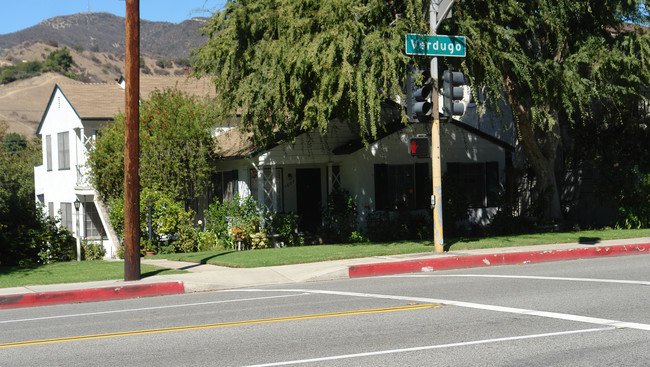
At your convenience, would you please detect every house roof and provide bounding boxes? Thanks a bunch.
[214,118,515,160]
[60,83,125,119]
[120,75,216,99]
[37,75,216,135]
[214,128,260,159]
[332,118,515,156]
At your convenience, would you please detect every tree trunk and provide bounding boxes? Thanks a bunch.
[506,78,562,220]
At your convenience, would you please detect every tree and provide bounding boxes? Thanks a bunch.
[87,88,218,206]
[2,132,27,152]
[192,0,650,222]
[191,0,430,147]
[443,0,650,219]
[0,123,75,266]
[43,47,73,73]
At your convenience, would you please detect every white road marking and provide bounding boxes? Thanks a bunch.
[384,274,650,286]
[0,293,309,324]
[228,289,650,331]
[243,327,614,366]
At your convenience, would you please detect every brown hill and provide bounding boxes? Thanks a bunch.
[0,12,207,59]
[0,12,209,136]
[0,72,75,136]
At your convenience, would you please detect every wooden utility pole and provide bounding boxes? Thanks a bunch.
[124,0,141,281]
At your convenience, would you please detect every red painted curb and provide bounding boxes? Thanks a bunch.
[0,281,185,309]
[349,243,650,278]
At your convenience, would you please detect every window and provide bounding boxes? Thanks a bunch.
[60,203,72,230]
[328,165,341,192]
[84,202,105,239]
[45,135,52,171]
[374,164,431,211]
[212,170,238,202]
[250,168,283,212]
[48,202,54,218]
[57,131,70,170]
[446,162,499,208]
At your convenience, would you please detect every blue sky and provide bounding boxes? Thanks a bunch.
[0,0,226,35]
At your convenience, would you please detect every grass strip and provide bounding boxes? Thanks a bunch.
[0,261,187,288]
[151,228,650,268]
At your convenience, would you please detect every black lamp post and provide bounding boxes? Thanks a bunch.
[74,198,81,261]
[147,197,153,251]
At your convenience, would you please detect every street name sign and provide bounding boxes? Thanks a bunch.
[405,34,466,57]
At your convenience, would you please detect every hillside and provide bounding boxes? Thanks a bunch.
[0,12,209,136]
[0,12,207,59]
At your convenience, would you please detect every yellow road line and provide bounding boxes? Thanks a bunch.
[1,303,442,349]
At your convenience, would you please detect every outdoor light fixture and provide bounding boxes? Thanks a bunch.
[74,198,81,261]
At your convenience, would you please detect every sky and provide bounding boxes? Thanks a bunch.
[0,0,226,35]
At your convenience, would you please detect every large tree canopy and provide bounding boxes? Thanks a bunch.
[444,0,650,219]
[193,0,650,221]
[191,0,431,146]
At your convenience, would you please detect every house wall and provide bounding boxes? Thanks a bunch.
[338,122,507,227]
[34,88,118,258]
[36,88,84,215]
[214,120,508,231]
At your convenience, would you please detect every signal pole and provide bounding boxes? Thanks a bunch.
[430,1,444,253]
[124,0,141,280]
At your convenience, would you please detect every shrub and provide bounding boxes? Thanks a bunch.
[81,239,106,260]
[322,189,358,242]
[197,231,220,251]
[268,213,303,247]
[615,171,650,229]
[43,47,72,73]
[204,194,266,250]
[108,188,196,254]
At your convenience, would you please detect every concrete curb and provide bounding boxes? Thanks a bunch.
[348,243,650,278]
[0,281,185,309]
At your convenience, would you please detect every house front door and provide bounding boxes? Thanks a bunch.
[296,168,322,233]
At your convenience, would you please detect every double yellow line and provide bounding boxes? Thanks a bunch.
[1,303,442,349]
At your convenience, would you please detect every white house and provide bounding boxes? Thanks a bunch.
[34,75,214,258]
[34,72,515,254]
[211,97,515,234]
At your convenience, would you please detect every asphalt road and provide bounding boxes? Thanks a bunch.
[1,254,649,366]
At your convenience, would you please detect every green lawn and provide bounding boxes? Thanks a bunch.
[151,228,650,268]
[2,228,649,289]
[0,261,187,288]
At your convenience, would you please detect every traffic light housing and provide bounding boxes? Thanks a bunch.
[406,66,433,122]
[442,66,465,118]
[409,136,430,158]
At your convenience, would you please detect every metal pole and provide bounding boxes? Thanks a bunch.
[430,1,445,253]
[124,0,141,280]
[75,199,81,261]
[147,197,153,247]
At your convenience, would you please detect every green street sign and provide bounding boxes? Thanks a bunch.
[405,34,466,57]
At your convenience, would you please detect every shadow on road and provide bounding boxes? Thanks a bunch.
[578,236,601,244]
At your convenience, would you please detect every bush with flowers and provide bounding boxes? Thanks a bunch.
[204,194,270,250]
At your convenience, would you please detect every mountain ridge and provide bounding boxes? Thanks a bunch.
[0,12,208,59]
[0,12,210,136]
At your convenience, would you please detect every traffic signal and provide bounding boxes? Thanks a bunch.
[442,66,465,118]
[409,136,430,158]
[406,66,433,122]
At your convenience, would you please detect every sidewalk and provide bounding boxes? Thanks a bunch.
[2,238,649,309]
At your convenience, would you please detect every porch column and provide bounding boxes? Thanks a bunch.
[270,166,277,212]
[327,162,333,194]
[257,165,264,208]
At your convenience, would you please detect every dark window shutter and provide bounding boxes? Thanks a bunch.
[374,164,388,210]
[415,163,431,209]
[486,162,499,207]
